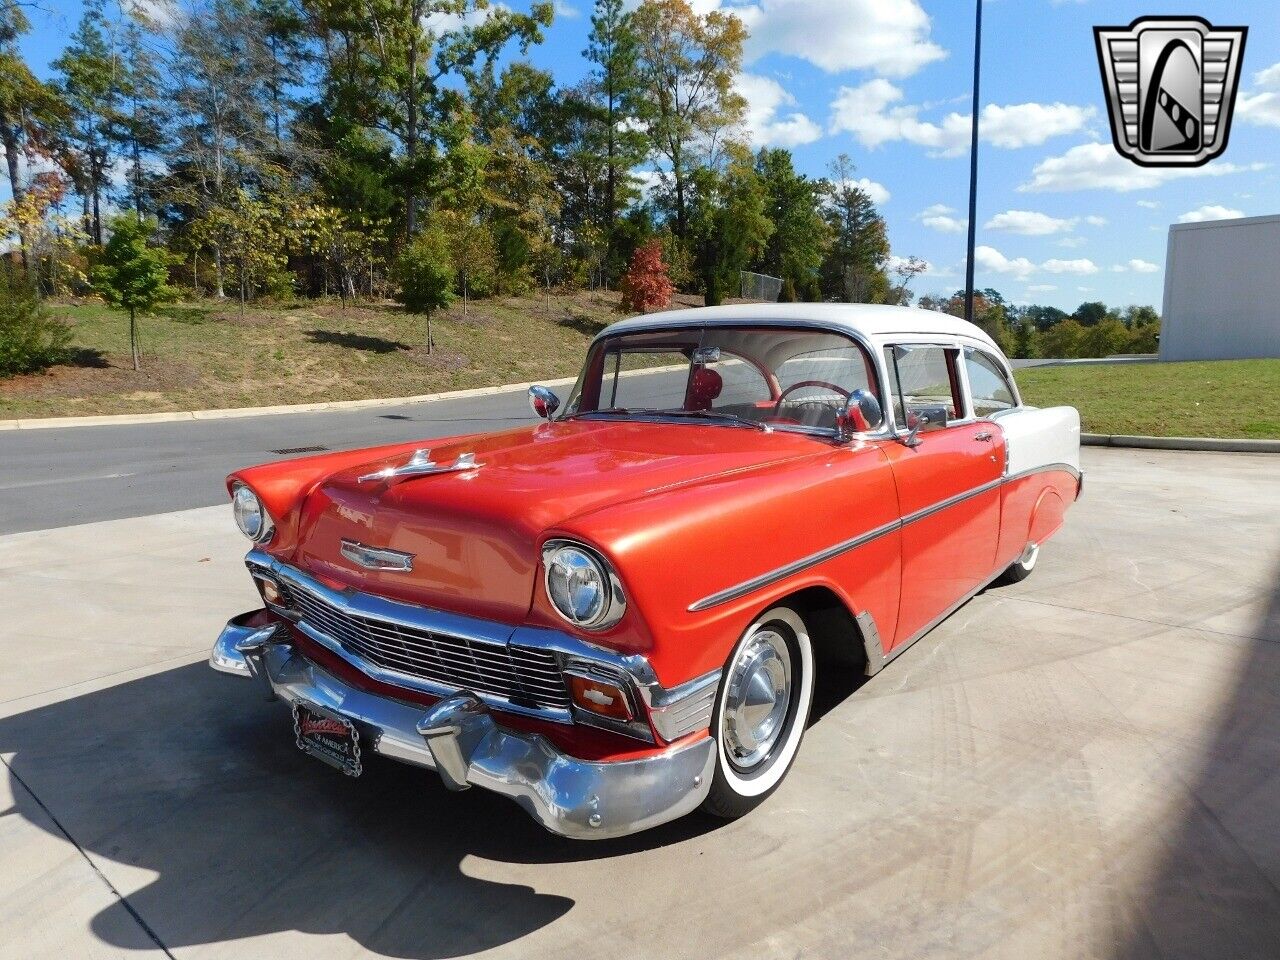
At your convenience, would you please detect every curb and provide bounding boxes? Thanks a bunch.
[1082,433,1280,453]
[0,375,580,431]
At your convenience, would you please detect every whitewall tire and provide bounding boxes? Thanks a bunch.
[996,541,1039,585]
[701,606,815,819]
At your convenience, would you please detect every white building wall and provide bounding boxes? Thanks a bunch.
[1161,214,1280,361]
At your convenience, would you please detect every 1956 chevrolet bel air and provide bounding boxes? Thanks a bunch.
[211,303,1081,839]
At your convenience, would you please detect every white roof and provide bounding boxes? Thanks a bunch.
[604,303,1001,354]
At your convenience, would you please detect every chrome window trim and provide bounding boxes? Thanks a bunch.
[687,463,1080,613]
[576,319,897,444]
[879,339,975,435]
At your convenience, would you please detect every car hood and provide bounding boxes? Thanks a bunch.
[289,420,825,621]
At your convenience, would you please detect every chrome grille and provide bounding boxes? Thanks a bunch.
[275,576,571,711]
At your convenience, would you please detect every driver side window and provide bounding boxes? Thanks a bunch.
[883,345,961,427]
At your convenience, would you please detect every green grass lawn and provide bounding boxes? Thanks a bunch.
[0,292,639,419]
[1015,359,1280,439]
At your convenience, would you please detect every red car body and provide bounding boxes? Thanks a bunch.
[212,304,1081,836]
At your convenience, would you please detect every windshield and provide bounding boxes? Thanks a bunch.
[562,325,880,435]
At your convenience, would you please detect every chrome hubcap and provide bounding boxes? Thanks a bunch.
[723,628,793,770]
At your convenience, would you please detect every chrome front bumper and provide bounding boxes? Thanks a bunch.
[211,613,716,839]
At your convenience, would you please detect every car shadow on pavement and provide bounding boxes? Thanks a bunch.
[0,663,716,959]
[1109,575,1280,960]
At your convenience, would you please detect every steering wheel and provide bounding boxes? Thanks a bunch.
[774,380,850,416]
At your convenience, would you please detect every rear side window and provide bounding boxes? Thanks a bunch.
[883,345,961,424]
[964,351,1017,417]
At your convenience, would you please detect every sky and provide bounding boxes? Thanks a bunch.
[13,0,1280,312]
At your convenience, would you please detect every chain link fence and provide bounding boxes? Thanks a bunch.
[739,271,783,302]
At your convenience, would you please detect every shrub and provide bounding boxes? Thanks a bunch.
[91,215,177,371]
[0,272,70,376]
[1038,318,1085,359]
[620,240,674,313]
[779,277,798,302]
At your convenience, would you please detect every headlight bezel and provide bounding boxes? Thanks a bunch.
[541,539,627,631]
[231,481,276,544]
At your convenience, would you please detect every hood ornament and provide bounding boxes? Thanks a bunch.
[358,448,483,484]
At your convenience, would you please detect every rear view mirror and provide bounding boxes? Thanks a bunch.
[837,388,884,441]
[528,385,561,420]
[901,405,949,447]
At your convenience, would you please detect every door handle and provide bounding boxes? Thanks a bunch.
[974,431,994,442]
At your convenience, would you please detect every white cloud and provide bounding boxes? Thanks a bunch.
[1111,259,1160,273]
[980,103,1096,149]
[1240,61,1280,127]
[918,204,965,233]
[1021,142,1267,193]
[737,73,822,148]
[424,2,504,33]
[853,177,891,206]
[1136,200,1160,209]
[1057,237,1087,248]
[1026,284,1058,293]
[975,245,1036,280]
[1042,258,1099,275]
[553,0,580,17]
[829,81,1091,156]
[733,0,946,77]
[1177,204,1245,223]
[985,210,1076,236]
[1084,215,1107,227]
[1238,91,1280,128]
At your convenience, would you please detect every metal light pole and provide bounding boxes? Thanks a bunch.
[963,0,983,325]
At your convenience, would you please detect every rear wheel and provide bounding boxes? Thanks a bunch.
[701,606,814,820]
[995,541,1039,585]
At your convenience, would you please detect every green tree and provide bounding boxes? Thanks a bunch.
[632,0,746,240]
[1012,319,1038,360]
[441,209,497,312]
[117,20,164,219]
[52,0,119,245]
[91,215,177,371]
[1073,300,1110,327]
[1079,316,1129,357]
[688,147,771,305]
[819,154,888,303]
[393,219,455,351]
[585,0,645,268]
[754,147,828,294]
[1024,304,1069,332]
[1039,317,1085,359]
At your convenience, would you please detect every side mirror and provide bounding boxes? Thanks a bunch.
[900,404,950,448]
[528,385,561,420]
[836,388,884,441]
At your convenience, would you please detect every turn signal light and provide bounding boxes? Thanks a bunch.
[256,576,285,607]
[566,674,633,721]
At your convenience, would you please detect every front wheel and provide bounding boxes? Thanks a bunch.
[701,606,814,820]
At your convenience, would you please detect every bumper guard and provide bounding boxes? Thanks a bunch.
[211,612,716,839]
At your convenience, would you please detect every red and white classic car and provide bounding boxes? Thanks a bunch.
[211,304,1081,838]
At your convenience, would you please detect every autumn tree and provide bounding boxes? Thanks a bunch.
[632,0,745,240]
[91,215,178,371]
[620,239,673,313]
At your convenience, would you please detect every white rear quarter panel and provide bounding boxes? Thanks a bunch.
[993,406,1081,476]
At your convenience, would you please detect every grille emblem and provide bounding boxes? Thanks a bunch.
[340,539,415,572]
[1094,16,1247,167]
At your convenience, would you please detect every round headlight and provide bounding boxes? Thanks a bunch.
[543,541,625,629]
[232,483,275,543]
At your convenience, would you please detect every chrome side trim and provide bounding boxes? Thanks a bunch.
[687,518,902,612]
[688,464,1078,613]
[646,669,721,741]
[339,539,415,572]
[1005,462,1081,483]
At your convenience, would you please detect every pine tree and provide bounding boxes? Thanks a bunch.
[820,154,889,303]
[117,20,163,219]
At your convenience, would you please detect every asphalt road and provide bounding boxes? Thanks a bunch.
[0,386,550,535]
[3,447,1279,959]
[0,358,1058,535]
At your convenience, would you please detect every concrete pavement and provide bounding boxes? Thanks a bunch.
[1,448,1279,959]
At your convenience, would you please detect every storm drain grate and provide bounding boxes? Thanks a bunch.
[270,445,329,454]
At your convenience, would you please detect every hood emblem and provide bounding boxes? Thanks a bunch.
[340,539,415,572]
[357,448,483,484]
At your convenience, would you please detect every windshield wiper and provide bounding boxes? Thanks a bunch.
[638,409,772,432]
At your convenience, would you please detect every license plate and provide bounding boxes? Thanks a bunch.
[292,701,362,777]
